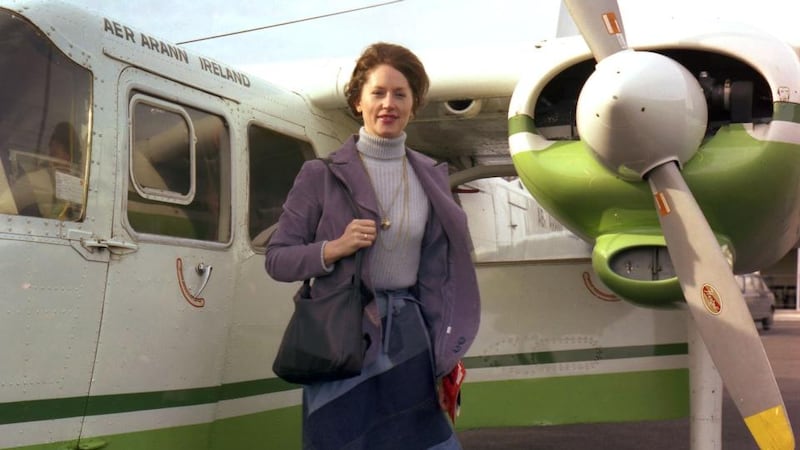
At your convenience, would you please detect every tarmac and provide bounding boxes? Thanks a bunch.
[458,309,800,450]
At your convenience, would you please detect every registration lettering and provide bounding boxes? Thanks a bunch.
[199,57,251,87]
[102,17,251,88]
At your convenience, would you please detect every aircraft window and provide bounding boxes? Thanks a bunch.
[129,96,196,205]
[248,125,313,247]
[127,93,231,242]
[0,9,91,221]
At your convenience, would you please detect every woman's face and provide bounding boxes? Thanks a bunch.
[356,64,413,139]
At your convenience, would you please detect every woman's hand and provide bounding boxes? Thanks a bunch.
[323,219,376,266]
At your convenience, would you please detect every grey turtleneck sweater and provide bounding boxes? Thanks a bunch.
[356,128,430,290]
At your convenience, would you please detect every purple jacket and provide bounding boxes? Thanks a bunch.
[266,136,480,378]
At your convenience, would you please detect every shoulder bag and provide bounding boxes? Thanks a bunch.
[272,159,368,384]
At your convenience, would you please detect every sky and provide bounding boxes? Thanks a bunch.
[60,0,800,68]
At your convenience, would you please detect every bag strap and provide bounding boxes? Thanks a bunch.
[321,158,363,287]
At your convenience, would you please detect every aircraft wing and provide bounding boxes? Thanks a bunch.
[242,43,549,179]
[244,21,799,181]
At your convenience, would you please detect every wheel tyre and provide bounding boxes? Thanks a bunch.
[762,315,773,331]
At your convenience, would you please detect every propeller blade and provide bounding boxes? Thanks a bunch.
[648,162,794,450]
[562,0,628,61]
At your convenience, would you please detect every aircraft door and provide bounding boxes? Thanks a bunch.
[80,70,237,446]
[0,10,111,449]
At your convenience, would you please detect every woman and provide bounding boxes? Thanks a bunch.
[266,42,480,449]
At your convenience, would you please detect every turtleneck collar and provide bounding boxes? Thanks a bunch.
[356,127,406,160]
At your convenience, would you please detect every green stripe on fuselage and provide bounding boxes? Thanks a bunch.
[6,369,689,450]
[458,369,689,428]
[0,343,687,426]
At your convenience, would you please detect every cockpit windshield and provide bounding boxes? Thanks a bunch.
[0,8,91,221]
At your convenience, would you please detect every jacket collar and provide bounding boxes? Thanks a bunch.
[327,134,443,221]
[327,135,380,218]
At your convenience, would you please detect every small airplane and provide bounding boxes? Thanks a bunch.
[0,0,796,449]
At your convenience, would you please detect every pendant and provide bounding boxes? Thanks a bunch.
[380,218,391,230]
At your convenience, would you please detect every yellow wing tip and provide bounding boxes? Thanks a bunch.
[744,405,795,450]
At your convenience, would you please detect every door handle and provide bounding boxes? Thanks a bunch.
[176,257,212,308]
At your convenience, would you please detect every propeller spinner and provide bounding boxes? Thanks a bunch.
[565,0,794,448]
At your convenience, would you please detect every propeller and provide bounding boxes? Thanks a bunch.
[564,1,795,448]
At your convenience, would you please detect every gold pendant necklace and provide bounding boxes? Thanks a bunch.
[360,154,407,231]
[378,173,409,251]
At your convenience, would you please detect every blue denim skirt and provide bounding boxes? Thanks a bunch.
[301,288,460,450]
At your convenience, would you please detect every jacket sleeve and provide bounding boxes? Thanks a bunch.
[265,159,332,282]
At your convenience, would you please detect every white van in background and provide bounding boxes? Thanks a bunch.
[736,272,777,330]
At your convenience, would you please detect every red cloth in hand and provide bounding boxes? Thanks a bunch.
[441,360,466,423]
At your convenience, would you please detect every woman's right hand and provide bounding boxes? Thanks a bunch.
[323,219,376,266]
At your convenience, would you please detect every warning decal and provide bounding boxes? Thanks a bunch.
[701,284,723,315]
[654,192,671,216]
[602,12,621,35]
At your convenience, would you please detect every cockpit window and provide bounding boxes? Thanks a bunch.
[0,9,91,221]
